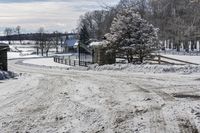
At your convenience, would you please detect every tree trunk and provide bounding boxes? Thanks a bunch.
[41,48,44,56]
[127,54,131,63]
[56,46,58,53]
[140,56,143,63]
[41,44,44,56]
[36,47,39,55]
[139,50,143,64]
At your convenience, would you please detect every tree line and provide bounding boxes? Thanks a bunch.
[1,26,76,57]
[78,0,200,51]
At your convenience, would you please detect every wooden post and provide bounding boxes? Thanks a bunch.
[158,55,161,64]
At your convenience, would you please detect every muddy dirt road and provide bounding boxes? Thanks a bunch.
[0,59,200,132]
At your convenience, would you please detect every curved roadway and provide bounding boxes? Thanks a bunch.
[0,59,199,132]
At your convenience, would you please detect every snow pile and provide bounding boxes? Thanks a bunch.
[88,64,200,73]
[0,71,16,80]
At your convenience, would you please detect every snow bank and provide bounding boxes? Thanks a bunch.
[16,56,200,74]
[0,71,16,80]
[88,64,200,74]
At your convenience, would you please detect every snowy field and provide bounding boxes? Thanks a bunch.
[8,44,39,59]
[7,43,63,60]
[161,54,200,64]
[0,59,200,132]
[8,52,40,59]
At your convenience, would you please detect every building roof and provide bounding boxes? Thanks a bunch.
[0,43,9,47]
[0,43,9,51]
[64,39,78,47]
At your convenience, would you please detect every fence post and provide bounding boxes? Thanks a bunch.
[158,55,161,64]
[65,59,67,65]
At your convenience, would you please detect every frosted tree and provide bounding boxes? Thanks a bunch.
[79,24,90,45]
[105,7,159,63]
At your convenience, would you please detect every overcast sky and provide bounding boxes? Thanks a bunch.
[0,0,119,35]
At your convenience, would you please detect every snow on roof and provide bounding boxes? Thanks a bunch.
[89,41,103,46]
[74,41,79,46]
[89,41,109,47]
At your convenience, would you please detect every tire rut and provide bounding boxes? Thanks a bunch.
[149,108,167,133]
[177,118,199,133]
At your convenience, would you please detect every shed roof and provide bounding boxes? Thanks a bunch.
[0,43,9,51]
[65,39,78,47]
[89,41,108,47]
[0,43,9,47]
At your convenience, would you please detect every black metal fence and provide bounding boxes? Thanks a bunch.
[54,56,78,66]
[54,55,93,67]
[78,45,94,66]
[54,44,94,67]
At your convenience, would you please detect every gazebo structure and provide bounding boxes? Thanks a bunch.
[0,43,9,71]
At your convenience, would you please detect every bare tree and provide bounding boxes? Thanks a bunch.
[4,27,13,44]
[44,37,56,57]
[15,26,22,44]
[37,27,45,56]
[53,31,61,53]
[78,9,116,41]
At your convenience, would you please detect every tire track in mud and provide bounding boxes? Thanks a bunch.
[149,84,199,133]
[152,89,175,102]
[135,84,168,133]
[117,78,168,133]
[149,107,167,133]
[151,87,199,133]
[130,80,199,133]
[177,118,199,133]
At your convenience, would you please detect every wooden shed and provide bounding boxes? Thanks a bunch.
[0,43,9,71]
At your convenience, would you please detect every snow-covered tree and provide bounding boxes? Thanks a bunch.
[105,7,159,63]
[79,24,90,45]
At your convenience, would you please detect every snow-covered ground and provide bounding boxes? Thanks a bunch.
[0,59,200,132]
[7,43,63,60]
[8,44,40,59]
[161,54,200,64]
[2,44,200,132]
[23,58,70,68]
[8,52,40,59]
[87,63,200,74]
